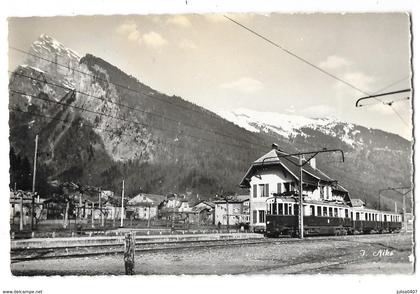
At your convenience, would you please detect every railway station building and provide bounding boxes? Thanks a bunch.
[240,145,351,232]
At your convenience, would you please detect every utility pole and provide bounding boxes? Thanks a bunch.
[91,201,95,228]
[99,188,104,227]
[298,155,304,239]
[19,193,23,231]
[147,204,151,228]
[31,134,38,231]
[226,198,229,232]
[120,180,125,227]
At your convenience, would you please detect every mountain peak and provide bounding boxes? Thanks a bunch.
[31,34,80,61]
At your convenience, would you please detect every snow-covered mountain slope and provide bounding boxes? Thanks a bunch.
[218,108,363,147]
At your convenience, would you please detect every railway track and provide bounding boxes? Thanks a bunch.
[11,237,277,262]
[11,233,405,263]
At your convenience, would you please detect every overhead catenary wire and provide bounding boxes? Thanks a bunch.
[10,107,233,158]
[9,70,270,150]
[9,107,210,155]
[224,15,370,96]
[224,15,411,127]
[10,46,225,122]
[10,106,265,157]
[389,105,409,126]
[9,88,267,153]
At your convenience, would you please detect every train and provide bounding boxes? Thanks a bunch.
[265,196,402,237]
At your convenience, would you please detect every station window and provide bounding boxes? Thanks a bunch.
[277,183,282,194]
[288,204,293,215]
[328,207,333,217]
[284,182,295,193]
[284,204,288,215]
[333,208,338,217]
[259,184,269,197]
[253,185,257,198]
[323,207,328,217]
[356,212,360,221]
[252,210,257,224]
[345,209,349,218]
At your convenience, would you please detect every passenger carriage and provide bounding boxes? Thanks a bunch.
[265,197,402,237]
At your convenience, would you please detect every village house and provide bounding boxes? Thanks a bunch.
[190,201,215,225]
[126,193,166,220]
[9,190,46,225]
[240,144,351,232]
[214,195,250,226]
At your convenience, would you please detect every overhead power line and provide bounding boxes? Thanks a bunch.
[224,15,411,127]
[9,107,208,155]
[10,107,227,157]
[372,75,410,95]
[9,88,267,153]
[9,46,225,123]
[10,70,269,150]
[224,15,370,96]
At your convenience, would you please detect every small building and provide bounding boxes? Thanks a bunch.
[126,193,165,220]
[214,195,250,226]
[350,199,366,208]
[190,201,215,225]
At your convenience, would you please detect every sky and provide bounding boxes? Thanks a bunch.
[8,13,412,139]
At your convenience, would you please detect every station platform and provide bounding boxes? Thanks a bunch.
[11,232,264,249]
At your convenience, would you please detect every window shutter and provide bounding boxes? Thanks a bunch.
[277,183,282,194]
[265,184,269,197]
[252,210,257,224]
[253,184,257,198]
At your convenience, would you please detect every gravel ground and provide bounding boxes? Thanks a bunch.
[11,233,414,275]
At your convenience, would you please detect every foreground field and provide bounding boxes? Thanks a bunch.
[11,233,414,275]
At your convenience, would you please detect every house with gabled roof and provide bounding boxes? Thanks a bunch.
[240,144,351,232]
[214,195,250,226]
[126,193,166,220]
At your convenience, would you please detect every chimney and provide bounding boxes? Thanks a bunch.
[310,158,316,170]
[271,143,279,150]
